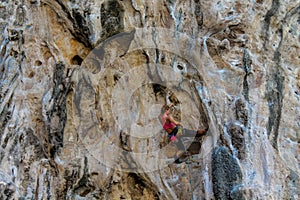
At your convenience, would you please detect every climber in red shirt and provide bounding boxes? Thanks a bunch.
[160,103,208,163]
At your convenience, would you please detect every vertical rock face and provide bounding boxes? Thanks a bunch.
[0,0,299,200]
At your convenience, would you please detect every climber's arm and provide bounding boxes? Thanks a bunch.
[168,115,182,126]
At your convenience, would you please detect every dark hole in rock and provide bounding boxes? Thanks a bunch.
[160,54,166,64]
[177,64,184,70]
[152,84,166,95]
[91,172,99,176]
[71,55,83,65]
[114,74,120,82]
[128,173,146,188]
[28,71,35,78]
[35,60,42,66]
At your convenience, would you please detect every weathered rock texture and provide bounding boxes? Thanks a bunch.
[0,0,299,199]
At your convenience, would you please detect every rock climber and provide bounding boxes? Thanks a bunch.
[160,103,208,163]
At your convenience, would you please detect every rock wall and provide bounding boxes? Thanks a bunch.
[0,0,299,199]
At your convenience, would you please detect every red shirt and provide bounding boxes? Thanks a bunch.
[161,114,176,130]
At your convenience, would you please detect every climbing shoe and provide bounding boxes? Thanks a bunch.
[205,126,209,132]
[197,128,208,135]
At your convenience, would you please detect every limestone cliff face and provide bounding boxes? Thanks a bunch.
[0,0,299,199]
